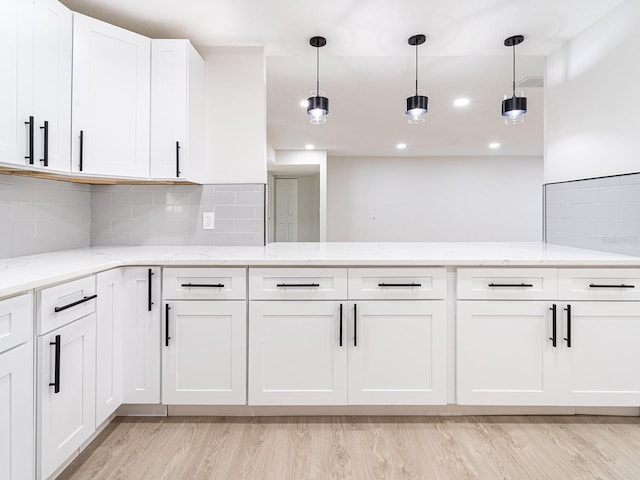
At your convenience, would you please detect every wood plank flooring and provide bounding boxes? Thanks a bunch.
[58,416,640,480]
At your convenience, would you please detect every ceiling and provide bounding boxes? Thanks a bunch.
[61,0,627,157]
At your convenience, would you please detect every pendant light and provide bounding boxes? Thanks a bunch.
[502,35,527,125]
[307,36,328,124]
[406,34,428,124]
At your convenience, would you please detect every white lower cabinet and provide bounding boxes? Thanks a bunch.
[162,301,246,404]
[37,314,96,480]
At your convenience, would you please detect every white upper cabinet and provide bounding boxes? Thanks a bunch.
[150,39,205,182]
[71,13,150,178]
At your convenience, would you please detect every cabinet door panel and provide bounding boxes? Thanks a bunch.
[457,301,558,405]
[348,301,446,405]
[249,301,347,405]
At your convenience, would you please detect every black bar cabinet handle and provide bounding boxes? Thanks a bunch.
[165,304,171,347]
[564,304,572,348]
[54,294,97,313]
[181,283,225,288]
[176,141,181,177]
[40,120,49,166]
[549,304,557,347]
[339,303,343,347]
[488,283,534,288]
[378,283,422,287]
[589,283,635,289]
[353,303,357,347]
[148,269,154,312]
[79,130,84,171]
[276,283,320,288]
[25,116,34,164]
[49,334,61,393]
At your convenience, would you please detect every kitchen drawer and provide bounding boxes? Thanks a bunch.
[249,268,347,300]
[348,268,447,300]
[0,293,33,354]
[163,268,246,300]
[558,268,640,301]
[457,268,557,300]
[37,276,96,335]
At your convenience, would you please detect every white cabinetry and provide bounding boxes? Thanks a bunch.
[71,13,150,178]
[0,293,34,480]
[151,39,205,182]
[121,268,161,404]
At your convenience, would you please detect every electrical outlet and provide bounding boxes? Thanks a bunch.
[203,212,215,230]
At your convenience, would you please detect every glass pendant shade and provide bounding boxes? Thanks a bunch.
[406,94,428,124]
[502,94,527,125]
[307,95,329,125]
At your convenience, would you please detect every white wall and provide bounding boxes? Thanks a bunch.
[201,47,267,184]
[545,0,640,183]
[328,156,543,242]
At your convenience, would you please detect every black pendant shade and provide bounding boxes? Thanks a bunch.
[406,34,428,124]
[307,36,328,124]
[502,34,527,124]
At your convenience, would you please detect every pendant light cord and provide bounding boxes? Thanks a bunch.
[415,42,419,95]
[512,43,516,97]
[316,46,320,98]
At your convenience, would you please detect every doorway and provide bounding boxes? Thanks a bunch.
[275,178,298,242]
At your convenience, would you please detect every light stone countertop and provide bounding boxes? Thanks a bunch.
[1,242,639,299]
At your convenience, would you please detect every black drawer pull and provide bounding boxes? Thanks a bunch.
[165,304,171,347]
[339,303,343,347]
[378,283,422,287]
[25,116,34,164]
[49,334,61,393]
[488,283,533,288]
[181,283,225,288]
[40,120,49,166]
[564,304,572,348]
[79,130,84,171]
[549,304,557,347]
[353,303,357,347]
[589,283,635,289]
[276,283,320,288]
[176,141,181,177]
[54,294,97,313]
[148,269,154,312]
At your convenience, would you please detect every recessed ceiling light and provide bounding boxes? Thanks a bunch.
[489,142,501,149]
[396,143,407,150]
[305,144,315,150]
[300,99,309,108]
[453,98,470,107]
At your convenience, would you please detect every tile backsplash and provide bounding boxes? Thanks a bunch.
[545,173,640,256]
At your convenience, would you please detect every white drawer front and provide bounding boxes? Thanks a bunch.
[249,268,347,300]
[37,276,96,335]
[558,269,640,301]
[0,293,33,354]
[348,268,447,300]
[457,268,557,300]
[163,268,246,300]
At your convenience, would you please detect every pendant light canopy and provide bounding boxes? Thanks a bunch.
[406,34,428,124]
[502,35,527,125]
[307,36,329,125]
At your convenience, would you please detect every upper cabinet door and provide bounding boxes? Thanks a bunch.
[32,0,72,174]
[71,13,150,178]
[150,39,205,182]
[0,0,33,167]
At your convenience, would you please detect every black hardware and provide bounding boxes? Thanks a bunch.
[564,304,572,348]
[276,283,320,288]
[488,283,533,288]
[549,304,557,347]
[176,141,181,177]
[40,120,49,166]
[25,116,34,164]
[49,335,61,393]
[148,269,154,312]
[79,130,84,171]
[589,283,635,289]
[180,283,225,288]
[378,283,422,287]
[165,304,171,347]
[339,303,343,347]
[54,294,97,313]
[353,303,357,347]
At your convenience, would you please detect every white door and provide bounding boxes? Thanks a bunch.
[122,268,161,404]
[38,314,96,480]
[96,269,122,425]
[162,301,246,405]
[0,0,33,167]
[0,342,34,480]
[249,301,347,405]
[348,301,447,405]
[275,178,298,242]
[32,0,72,173]
[456,301,559,405]
[559,302,640,406]
[71,13,150,178]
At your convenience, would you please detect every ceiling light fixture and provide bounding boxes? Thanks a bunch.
[489,142,501,149]
[502,35,527,125]
[307,36,328,125]
[305,144,315,150]
[406,34,428,124]
[396,143,407,150]
[453,98,470,107]
[300,99,309,108]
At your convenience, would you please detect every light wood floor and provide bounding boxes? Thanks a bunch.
[58,415,640,480]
